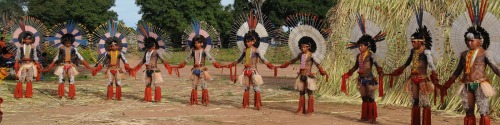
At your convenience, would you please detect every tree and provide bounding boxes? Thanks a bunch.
[261,0,337,27]
[232,0,251,18]
[27,0,117,32]
[137,0,233,48]
[1,0,26,35]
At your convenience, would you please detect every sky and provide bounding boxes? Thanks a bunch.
[111,0,235,28]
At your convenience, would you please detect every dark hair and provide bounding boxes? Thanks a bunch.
[61,33,75,44]
[298,36,317,52]
[1,47,8,54]
[22,32,34,40]
[464,26,490,49]
[191,35,206,48]
[144,37,159,49]
[411,26,433,49]
[106,37,120,46]
[243,30,260,48]
[19,32,35,44]
[356,35,377,53]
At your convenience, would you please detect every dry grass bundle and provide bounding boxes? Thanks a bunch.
[319,0,500,118]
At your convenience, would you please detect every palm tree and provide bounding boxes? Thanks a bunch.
[0,0,26,37]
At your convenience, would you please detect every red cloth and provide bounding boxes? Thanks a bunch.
[144,87,152,102]
[25,82,33,98]
[190,89,198,105]
[361,102,368,120]
[107,86,114,100]
[154,86,162,102]
[296,96,305,114]
[370,102,378,123]
[116,86,122,101]
[244,70,252,78]
[58,84,65,98]
[242,91,249,109]
[341,74,350,95]
[14,82,23,98]
[481,115,491,125]
[68,84,76,99]
[202,89,209,106]
[411,106,421,125]
[411,77,425,84]
[378,76,384,97]
[422,107,431,125]
[389,76,394,88]
[307,96,314,114]
[254,92,262,110]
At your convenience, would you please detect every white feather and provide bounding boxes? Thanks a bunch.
[350,19,387,63]
[450,12,500,57]
[288,25,327,63]
[406,11,444,61]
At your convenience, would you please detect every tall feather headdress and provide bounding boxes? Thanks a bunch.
[406,4,444,61]
[182,18,219,52]
[281,13,329,63]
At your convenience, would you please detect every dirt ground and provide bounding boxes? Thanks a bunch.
[1,62,498,125]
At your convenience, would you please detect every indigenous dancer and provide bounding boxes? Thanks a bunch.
[44,20,93,99]
[278,13,329,115]
[441,1,500,124]
[178,20,222,106]
[5,17,46,99]
[387,6,444,125]
[342,13,387,123]
[224,9,276,110]
[91,20,134,100]
[131,22,173,102]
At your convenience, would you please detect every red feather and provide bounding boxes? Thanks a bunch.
[479,0,488,23]
[373,32,387,40]
[466,0,475,24]
[139,25,148,37]
[248,11,258,30]
[111,19,115,34]
[20,18,25,32]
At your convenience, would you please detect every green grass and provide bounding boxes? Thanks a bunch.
[166,47,293,65]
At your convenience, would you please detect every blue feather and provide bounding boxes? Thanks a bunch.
[192,18,200,35]
[356,13,365,34]
[66,20,76,33]
[144,22,150,37]
[136,23,146,37]
[113,21,118,37]
[76,39,88,46]
[108,20,113,37]
[46,37,60,42]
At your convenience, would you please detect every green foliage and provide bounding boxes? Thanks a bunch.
[261,0,337,27]
[136,0,233,47]
[0,0,26,34]
[78,47,99,64]
[27,0,118,32]
[232,0,251,18]
[167,47,291,65]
